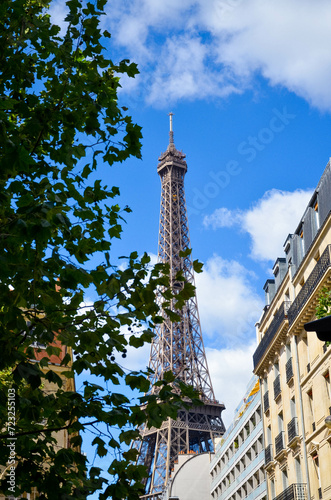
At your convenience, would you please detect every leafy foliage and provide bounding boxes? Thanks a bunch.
[316,287,331,346]
[0,1,200,498]
[316,287,331,319]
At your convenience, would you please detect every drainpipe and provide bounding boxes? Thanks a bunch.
[293,335,311,500]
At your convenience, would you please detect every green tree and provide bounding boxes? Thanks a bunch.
[316,287,331,319]
[0,1,200,498]
[315,287,331,346]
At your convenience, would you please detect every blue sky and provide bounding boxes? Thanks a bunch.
[51,0,331,486]
[107,89,331,422]
[90,0,331,420]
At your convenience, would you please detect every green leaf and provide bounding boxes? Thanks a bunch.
[193,259,204,273]
[163,371,176,383]
[44,370,63,387]
[179,248,192,258]
[0,0,197,497]
[92,437,108,457]
[125,373,150,393]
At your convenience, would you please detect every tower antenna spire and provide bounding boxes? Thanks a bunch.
[168,111,174,145]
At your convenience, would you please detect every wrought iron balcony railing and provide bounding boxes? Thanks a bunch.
[288,245,331,325]
[253,301,290,369]
[274,375,281,399]
[287,417,299,443]
[265,444,273,465]
[274,484,307,500]
[275,431,285,455]
[286,357,294,383]
[264,390,270,412]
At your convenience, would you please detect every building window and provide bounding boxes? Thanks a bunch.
[300,335,310,377]
[270,478,276,500]
[286,342,291,360]
[282,468,289,490]
[314,200,320,229]
[300,227,305,255]
[278,412,284,432]
[323,371,331,413]
[323,371,330,394]
[312,453,322,499]
[295,457,303,483]
[290,396,296,418]
[274,362,281,399]
[307,389,315,432]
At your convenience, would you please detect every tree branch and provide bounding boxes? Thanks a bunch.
[0,419,99,440]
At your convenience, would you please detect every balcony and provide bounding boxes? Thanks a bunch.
[265,444,273,465]
[288,245,331,325]
[275,431,285,456]
[274,375,281,399]
[140,494,162,500]
[286,358,294,383]
[287,417,299,446]
[211,450,265,500]
[274,484,307,500]
[246,481,267,500]
[264,390,270,412]
[253,302,290,370]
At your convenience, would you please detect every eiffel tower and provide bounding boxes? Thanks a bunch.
[136,114,225,499]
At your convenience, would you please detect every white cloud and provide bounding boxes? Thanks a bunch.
[203,207,241,228]
[195,254,263,343]
[204,188,313,262]
[242,189,313,261]
[206,343,257,428]
[146,35,240,107]
[214,0,331,110]
[120,338,152,373]
[48,1,69,34]
[104,0,331,110]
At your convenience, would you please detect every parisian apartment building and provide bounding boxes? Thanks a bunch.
[253,158,331,500]
[210,376,267,500]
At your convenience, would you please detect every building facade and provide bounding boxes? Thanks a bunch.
[0,337,75,500]
[210,377,267,500]
[253,159,331,500]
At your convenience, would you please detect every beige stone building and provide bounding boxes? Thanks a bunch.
[0,336,75,500]
[253,159,331,500]
[210,377,266,500]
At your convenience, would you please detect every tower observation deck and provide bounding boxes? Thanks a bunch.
[135,114,225,499]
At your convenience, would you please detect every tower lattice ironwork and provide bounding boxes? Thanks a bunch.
[136,114,225,499]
